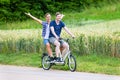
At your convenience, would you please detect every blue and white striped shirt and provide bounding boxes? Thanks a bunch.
[42,21,50,39]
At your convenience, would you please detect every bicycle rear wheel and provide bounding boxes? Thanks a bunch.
[68,54,76,72]
[42,54,51,70]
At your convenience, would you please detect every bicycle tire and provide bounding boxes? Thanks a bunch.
[68,54,76,72]
[42,54,51,70]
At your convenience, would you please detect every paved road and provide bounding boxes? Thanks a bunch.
[0,65,120,80]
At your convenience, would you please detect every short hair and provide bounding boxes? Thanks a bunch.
[56,12,61,16]
[45,13,51,17]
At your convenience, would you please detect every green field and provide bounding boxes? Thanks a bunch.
[0,19,119,56]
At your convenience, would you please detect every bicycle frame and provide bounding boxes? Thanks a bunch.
[62,50,71,61]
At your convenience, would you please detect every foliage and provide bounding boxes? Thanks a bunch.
[0,0,120,22]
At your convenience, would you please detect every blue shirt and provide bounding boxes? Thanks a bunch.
[49,20,65,38]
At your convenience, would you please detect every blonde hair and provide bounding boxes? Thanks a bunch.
[45,13,51,17]
[56,12,61,16]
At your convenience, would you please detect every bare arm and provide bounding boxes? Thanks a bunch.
[25,12,42,24]
[63,27,75,38]
[50,27,59,40]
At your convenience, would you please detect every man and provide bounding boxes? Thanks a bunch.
[49,12,75,62]
[25,12,65,61]
[25,13,54,60]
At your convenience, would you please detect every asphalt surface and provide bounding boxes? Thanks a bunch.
[0,65,120,80]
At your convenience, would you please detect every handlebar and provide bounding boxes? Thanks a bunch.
[59,37,74,43]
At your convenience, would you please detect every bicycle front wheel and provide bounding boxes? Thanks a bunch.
[42,55,51,70]
[68,54,76,72]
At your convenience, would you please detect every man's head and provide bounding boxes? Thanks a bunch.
[55,12,62,21]
[45,13,51,22]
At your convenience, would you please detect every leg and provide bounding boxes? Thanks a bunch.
[44,39,53,57]
[61,42,69,57]
[54,40,61,57]
[49,37,61,58]
[60,46,64,52]
[46,43,53,57]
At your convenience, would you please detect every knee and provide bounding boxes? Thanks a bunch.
[55,41,60,47]
[66,44,69,49]
[64,43,69,49]
[46,43,51,48]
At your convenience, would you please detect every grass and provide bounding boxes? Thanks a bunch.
[63,2,120,21]
[0,53,119,75]
[0,20,43,30]
[0,53,41,67]
[76,54,120,75]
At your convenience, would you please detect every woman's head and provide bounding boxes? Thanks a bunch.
[45,13,51,22]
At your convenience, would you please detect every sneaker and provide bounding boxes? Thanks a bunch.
[60,58,63,62]
[48,56,54,62]
[55,57,62,62]
[53,57,57,60]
